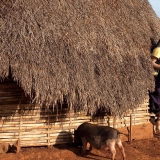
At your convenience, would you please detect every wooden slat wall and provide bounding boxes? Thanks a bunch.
[0,79,151,147]
[0,108,90,146]
[0,102,150,147]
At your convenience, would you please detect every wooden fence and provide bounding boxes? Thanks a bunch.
[0,99,151,147]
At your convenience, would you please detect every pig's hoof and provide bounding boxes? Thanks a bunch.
[81,153,85,156]
[81,151,86,156]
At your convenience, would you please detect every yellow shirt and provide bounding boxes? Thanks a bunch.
[152,47,160,58]
[152,47,160,76]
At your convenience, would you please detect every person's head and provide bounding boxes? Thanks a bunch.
[150,38,160,53]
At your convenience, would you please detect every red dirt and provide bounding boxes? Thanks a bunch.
[0,138,159,160]
[0,123,160,160]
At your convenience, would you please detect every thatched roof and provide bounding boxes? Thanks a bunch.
[1,0,160,116]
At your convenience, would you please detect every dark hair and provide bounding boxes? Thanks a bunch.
[150,38,160,53]
[157,39,160,47]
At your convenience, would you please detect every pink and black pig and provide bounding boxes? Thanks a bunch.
[74,122,126,160]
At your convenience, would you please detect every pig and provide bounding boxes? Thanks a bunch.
[74,122,126,160]
[0,142,12,154]
[11,138,21,153]
[0,139,20,154]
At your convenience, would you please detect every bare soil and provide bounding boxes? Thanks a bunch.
[0,138,159,160]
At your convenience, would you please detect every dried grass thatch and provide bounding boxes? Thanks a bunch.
[1,0,160,116]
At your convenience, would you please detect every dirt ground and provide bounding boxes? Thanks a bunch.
[0,138,159,160]
[0,123,160,160]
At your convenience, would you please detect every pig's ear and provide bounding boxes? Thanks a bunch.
[74,129,77,135]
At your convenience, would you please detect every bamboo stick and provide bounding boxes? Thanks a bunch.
[129,114,132,142]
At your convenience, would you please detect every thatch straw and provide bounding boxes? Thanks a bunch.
[0,0,160,116]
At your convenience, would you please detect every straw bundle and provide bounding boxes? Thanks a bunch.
[0,0,160,116]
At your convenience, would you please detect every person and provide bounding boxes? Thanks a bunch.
[149,39,160,114]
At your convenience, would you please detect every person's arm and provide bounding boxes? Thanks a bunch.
[151,56,160,70]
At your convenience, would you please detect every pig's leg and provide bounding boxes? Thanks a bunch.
[156,120,160,134]
[116,140,126,160]
[88,143,92,152]
[107,140,116,160]
[81,137,87,155]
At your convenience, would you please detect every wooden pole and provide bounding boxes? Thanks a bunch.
[130,114,132,142]
[113,116,116,128]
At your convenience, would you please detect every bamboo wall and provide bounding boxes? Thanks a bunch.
[0,101,150,147]
[0,79,151,147]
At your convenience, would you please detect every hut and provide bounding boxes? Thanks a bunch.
[0,0,160,147]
